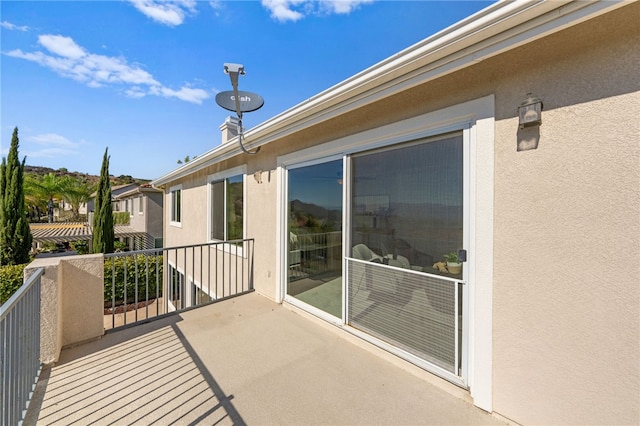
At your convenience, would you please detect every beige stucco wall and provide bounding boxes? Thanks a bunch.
[489,6,640,425]
[159,4,639,424]
[26,254,105,364]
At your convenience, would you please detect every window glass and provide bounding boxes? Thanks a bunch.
[351,133,463,272]
[171,188,181,223]
[211,181,224,240]
[169,265,184,309]
[226,175,244,240]
[210,175,243,241]
[287,159,343,318]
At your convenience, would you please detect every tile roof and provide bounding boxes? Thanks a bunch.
[30,222,147,243]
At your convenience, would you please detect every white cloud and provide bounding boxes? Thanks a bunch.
[129,0,197,26]
[24,133,84,158]
[322,0,373,14]
[262,0,305,22]
[38,34,86,59]
[1,21,29,31]
[261,0,372,22]
[29,133,78,147]
[4,34,210,104]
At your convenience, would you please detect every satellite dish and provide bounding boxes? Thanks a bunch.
[215,90,264,113]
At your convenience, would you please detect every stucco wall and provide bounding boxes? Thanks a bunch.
[158,4,639,424]
[489,6,640,424]
[26,254,105,364]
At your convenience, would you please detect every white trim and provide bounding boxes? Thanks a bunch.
[277,94,495,411]
[275,164,287,303]
[466,95,495,412]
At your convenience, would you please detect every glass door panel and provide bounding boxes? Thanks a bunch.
[348,132,465,376]
[287,160,343,318]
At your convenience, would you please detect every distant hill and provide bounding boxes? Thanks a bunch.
[24,165,151,186]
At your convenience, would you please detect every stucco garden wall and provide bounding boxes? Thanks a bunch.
[25,254,105,364]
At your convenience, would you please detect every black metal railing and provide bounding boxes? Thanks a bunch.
[104,239,254,330]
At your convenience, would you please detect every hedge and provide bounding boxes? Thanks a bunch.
[113,212,130,225]
[0,263,28,305]
[104,254,163,308]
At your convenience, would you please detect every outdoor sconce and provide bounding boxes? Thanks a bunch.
[518,93,543,129]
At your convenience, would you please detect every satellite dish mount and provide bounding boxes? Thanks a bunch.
[216,63,265,155]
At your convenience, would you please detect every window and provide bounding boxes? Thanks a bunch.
[351,133,463,271]
[170,185,181,225]
[168,265,185,311]
[191,280,214,306]
[209,173,244,241]
[127,199,133,216]
[138,195,144,214]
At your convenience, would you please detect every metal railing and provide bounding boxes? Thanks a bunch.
[1,267,44,426]
[289,231,342,279]
[104,239,254,330]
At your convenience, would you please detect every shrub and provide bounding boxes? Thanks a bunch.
[104,254,163,308]
[113,212,130,225]
[71,240,89,254]
[0,263,28,304]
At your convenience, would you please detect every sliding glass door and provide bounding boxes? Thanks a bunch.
[286,159,343,318]
[347,132,466,377]
[282,131,468,382]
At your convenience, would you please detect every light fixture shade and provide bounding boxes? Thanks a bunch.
[518,94,543,128]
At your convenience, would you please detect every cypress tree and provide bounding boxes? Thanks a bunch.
[92,148,114,253]
[0,127,33,265]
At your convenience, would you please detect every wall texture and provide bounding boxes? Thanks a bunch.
[26,254,105,364]
[490,5,640,424]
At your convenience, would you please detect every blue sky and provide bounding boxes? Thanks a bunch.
[1,1,492,179]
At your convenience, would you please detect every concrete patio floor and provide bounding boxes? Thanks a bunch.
[25,292,507,425]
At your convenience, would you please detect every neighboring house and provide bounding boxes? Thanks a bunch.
[151,2,639,425]
[87,183,138,214]
[112,184,164,249]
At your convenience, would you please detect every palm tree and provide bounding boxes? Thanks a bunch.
[24,172,64,222]
[59,177,95,221]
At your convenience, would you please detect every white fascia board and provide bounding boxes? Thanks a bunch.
[151,0,625,188]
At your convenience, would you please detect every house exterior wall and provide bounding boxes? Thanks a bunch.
[128,196,145,231]
[158,4,639,424]
[489,7,639,425]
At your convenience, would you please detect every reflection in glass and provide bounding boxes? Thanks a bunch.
[211,175,243,241]
[351,133,463,275]
[348,133,464,374]
[287,160,343,318]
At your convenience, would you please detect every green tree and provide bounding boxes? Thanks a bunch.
[59,176,94,221]
[92,148,114,253]
[0,127,33,265]
[24,172,64,221]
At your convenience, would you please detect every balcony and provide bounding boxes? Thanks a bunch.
[5,245,505,425]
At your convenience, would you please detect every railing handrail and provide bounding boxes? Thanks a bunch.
[103,238,255,330]
[0,266,44,319]
[104,238,254,258]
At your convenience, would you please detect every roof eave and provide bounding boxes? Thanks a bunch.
[151,0,626,188]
